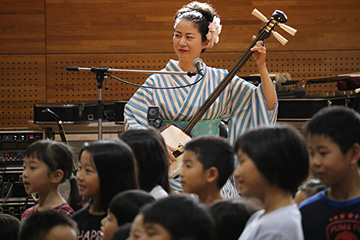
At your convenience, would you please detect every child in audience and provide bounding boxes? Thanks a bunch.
[179,135,235,205]
[234,125,309,240]
[141,195,216,240]
[128,212,146,240]
[208,199,257,240]
[0,213,21,240]
[109,223,132,240]
[299,106,360,239]
[21,140,77,219]
[100,189,155,240]
[294,178,326,205]
[119,127,171,199]
[19,210,78,240]
[72,138,138,240]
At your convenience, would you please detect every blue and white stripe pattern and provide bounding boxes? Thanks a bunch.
[124,59,278,145]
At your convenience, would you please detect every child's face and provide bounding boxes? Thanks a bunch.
[22,157,53,194]
[143,221,172,240]
[100,211,119,240]
[234,149,268,199]
[76,151,100,199]
[179,150,207,194]
[129,214,146,240]
[308,134,353,187]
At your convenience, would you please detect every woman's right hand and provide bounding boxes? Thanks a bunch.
[166,145,177,165]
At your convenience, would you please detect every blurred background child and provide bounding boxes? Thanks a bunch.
[300,106,360,239]
[0,213,21,240]
[72,138,138,240]
[294,179,326,205]
[208,199,257,240]
[100,189,155,240]
[179,135,235,205]
[234,125,309,240]
[119,127,171,199]
[21,140,78,220]
[141,195,216,240]
[19,210,78,240]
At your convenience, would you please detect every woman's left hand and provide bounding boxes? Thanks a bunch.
[250,35,267,67]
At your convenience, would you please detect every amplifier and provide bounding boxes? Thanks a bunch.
[0,130,43,218]
[277,95,358,121]
[0,197,36,219]
[33,100,127,124]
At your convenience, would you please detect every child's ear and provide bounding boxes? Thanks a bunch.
[350,143,360,165]
[51,169,64,184]
[206,167,219,184]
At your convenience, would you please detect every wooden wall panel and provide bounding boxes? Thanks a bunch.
[1,0,360,128]
[45,0,360,53]
[0,0,45,53]
[0,55,46,128]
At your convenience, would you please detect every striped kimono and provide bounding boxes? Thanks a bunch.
[124,59,278,145]
[124,60,278,198]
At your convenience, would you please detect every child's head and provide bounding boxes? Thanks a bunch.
[23,140,74,194]
[119,126,170,193]
[304,106,360,187]
[141,195,216,240]
[19,210,77,240]
[208,199,257,240]
[0,214,21,240]
[180,135,235,193]
[234,125,309,197]
[305,106,360,162]
[77,138,138,212]
[101,189,155,240]
[294,179,327,205]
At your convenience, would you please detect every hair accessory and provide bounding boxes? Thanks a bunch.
[206,16,222,48]
[69,173,76,180]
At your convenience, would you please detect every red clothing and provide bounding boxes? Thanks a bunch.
[21,202,74,220]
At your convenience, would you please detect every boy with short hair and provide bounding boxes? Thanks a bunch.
[299,106,360,239]
[179,135,235,205]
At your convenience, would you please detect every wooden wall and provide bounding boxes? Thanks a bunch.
[1,0,360,128]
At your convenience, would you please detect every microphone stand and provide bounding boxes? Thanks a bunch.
[66,66,196,140]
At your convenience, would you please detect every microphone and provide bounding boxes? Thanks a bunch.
[193,58,204,76]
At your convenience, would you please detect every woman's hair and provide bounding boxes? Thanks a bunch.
[24,140,81,210]
[175,1,218,43]
[234,124,309,194]
[119,127,171,193]
[141,195,216,240]
[184,135,235,189]
[108,189,155,227]
[79,138,138,212]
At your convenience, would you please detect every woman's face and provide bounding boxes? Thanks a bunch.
[172,20,208,66]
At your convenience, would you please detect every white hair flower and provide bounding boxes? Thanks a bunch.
[206,16,222,48]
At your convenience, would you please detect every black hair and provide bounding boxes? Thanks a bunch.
[0,214,21,240]
[234,124,309,194]
[141,195,216,240]
[175,1,218,50]
[109,222,132,240]
[79,138,138,212]
[119,127,171,193]
[304,106,360,158]
[184,135,235,188]
[18,210,77,240]
[298,179,327,197]
[208,199,257,240]
[108,189,155,227]
[24,140,81,211]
